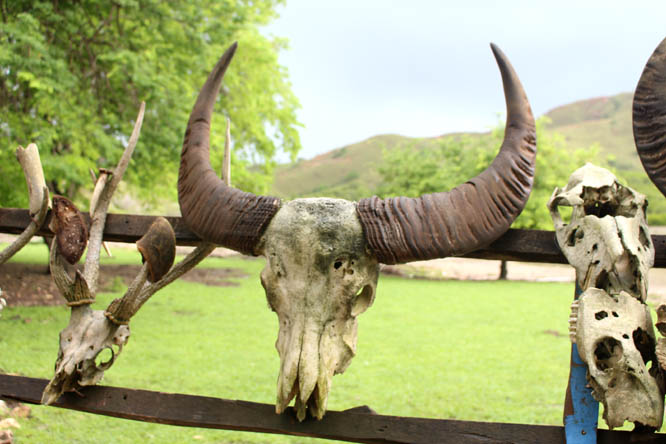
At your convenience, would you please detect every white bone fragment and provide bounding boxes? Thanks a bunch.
[258,198,379,421]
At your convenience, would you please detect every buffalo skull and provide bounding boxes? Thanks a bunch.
[178,42,537,420]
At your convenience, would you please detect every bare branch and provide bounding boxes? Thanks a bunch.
[83,102,145,293]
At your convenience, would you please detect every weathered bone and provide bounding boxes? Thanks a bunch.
[44,103,143,403]
[550,163,663,430]
[41,305,130,405]
[548,163,653,300]
[574,288,662,429]
[16,143,48,216]
[44,101,221,405]
[177,41,537,421]
[0,145,49,265]
[88,169,113,257]
[83,103,145,294]
[257,198,379,421]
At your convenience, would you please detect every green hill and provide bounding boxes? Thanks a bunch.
[544,92,637,170]
[269,91,666,224]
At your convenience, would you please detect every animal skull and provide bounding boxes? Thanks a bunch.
[258,199,379,421]
[551,163,663,429]
[178,42,537,419]
[573,288,662,429]
[548,163,653,301]
[42,305,130,405]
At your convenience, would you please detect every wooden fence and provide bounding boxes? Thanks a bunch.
[1,207,666,443]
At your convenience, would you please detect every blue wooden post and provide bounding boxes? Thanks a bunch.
[563,283,598,443]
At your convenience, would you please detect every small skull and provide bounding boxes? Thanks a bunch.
[552,164,663,429]
[41,305,129,405]
[258,198,379,421]
[548,163,653,300]
[574,288,663,429]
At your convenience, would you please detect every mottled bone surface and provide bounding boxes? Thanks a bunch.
[258,198,379,421]
[42,306,130,405]
[549,163,653,300]
[551,163,663,429]
[574,289,662,429]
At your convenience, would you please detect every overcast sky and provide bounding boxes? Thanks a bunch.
[262,0,666,160]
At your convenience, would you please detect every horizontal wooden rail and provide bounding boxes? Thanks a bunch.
[0,374,660,444]
[3,207,666,267]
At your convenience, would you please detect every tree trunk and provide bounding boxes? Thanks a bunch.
[498,260,508,280]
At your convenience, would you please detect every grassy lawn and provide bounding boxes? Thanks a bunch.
[2,243,580,443]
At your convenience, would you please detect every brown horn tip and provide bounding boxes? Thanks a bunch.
[633,37,666,198]
[357,44,536,264]
[178,42,281,254]
[136,217,176,283]
[50,196,88,265]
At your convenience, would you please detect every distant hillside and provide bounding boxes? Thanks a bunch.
[271,134,436,200]
[271,92,636,195]
[544,93,637,171]
[269,91,666,224]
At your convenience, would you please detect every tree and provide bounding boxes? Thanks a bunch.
[377,117,603,278]
[0,0,301,208]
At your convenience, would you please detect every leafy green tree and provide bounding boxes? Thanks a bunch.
[378,117,603,278]
[0,0,301,208]
[378,117,602,230]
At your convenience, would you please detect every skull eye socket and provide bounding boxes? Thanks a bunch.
[351,285,374,317]
[594,337,623,371]
[94,346,115,370]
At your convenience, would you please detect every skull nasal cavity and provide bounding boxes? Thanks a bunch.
[595,311,608,320]
[351,285,373,317]
[594,337,623,371]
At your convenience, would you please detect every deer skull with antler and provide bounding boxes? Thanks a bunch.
[178,42,537,420]
[42,104,218,405]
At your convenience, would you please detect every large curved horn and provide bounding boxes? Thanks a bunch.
[357,44,536,264]
[178,42,281,255]
[633,37,666,198]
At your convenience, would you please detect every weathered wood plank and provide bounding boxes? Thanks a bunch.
[0,375,660,444]
[0,208,200,245]
[2,207,666,267]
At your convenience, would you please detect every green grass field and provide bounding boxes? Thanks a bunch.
[1,244,587,443]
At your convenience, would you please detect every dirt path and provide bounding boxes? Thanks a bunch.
[4,235,666,306]
[391,257,666,306]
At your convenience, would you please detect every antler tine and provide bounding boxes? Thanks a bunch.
[0,144,50,264]
[107,126,237,322]
[122,114,238,316]
[109,116,234,321]
[83,102,145,294]
[0,189,48,265]
[89,169,113,257]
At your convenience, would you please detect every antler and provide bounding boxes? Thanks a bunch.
[43,103,146,404]
[43,104,231,405]
[0,144,49,264]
